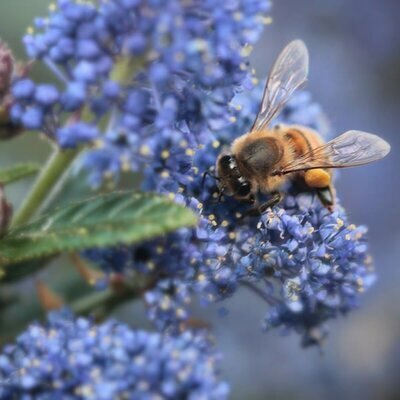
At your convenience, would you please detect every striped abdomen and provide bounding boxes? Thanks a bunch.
[283,125,325,160]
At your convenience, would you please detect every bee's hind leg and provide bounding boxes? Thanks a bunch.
[316,186,335,212]
[304,169,335,212]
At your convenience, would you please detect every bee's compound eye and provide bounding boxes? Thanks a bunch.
[237,182,251,197]
[219,155,232,168]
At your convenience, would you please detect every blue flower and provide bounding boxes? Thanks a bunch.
[56,122,99,148]
[0,311,229,399]
[34,84,60,107]
[21,106,44,130]
[11,79,35,100]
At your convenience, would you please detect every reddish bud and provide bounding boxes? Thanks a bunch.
[0,184,12,235]
[0,40,14,96]
[69,253,105,286]
[0,40,23,140]
[0,95,22,140]
[35,280,64,311]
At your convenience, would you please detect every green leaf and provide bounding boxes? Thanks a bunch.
[0,163,40,185]
[0,192,197,278]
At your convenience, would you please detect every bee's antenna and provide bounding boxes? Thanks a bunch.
[202,168,220,187]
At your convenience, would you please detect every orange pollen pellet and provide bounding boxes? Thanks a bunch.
[304,169,331,188]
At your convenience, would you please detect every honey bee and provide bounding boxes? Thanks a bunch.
[214,40,391,213]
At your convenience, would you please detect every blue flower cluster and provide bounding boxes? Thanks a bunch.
[240,195,374,346]
[192,89,373,345]
[85,85,375,345]
[15,0,375,346]
[85,203,234,332]
[12,0,270,187]
[0,311,229,399]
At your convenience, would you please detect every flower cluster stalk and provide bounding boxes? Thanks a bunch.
[11,146,80,227]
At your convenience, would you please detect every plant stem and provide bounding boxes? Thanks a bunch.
[71,286,137,316]
[11,147,81,227]
[71,289,115,315]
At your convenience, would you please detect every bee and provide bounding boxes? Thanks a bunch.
[214,40,391,213]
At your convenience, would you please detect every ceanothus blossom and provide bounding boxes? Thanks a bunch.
[12,0,375,346]
[0,311,228,399]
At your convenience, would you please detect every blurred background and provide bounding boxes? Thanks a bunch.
[1,1,399,399]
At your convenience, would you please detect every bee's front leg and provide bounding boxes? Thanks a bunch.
[258,192,283,214]
[239,192,282,219]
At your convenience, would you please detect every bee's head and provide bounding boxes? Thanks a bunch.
[215,153,255,203]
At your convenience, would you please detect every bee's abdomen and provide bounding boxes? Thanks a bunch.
[283,127,324,158]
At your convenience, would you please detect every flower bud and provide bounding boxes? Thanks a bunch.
[0,95,22,140]
[0,40,23,140]
[35,280,64,311]
[0,184,12,235]
[0,40,14,97]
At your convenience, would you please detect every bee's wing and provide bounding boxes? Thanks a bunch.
[276,130,390,175]
[250,40,309,132]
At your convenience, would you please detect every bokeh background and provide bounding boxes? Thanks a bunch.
[1,1,399,399]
